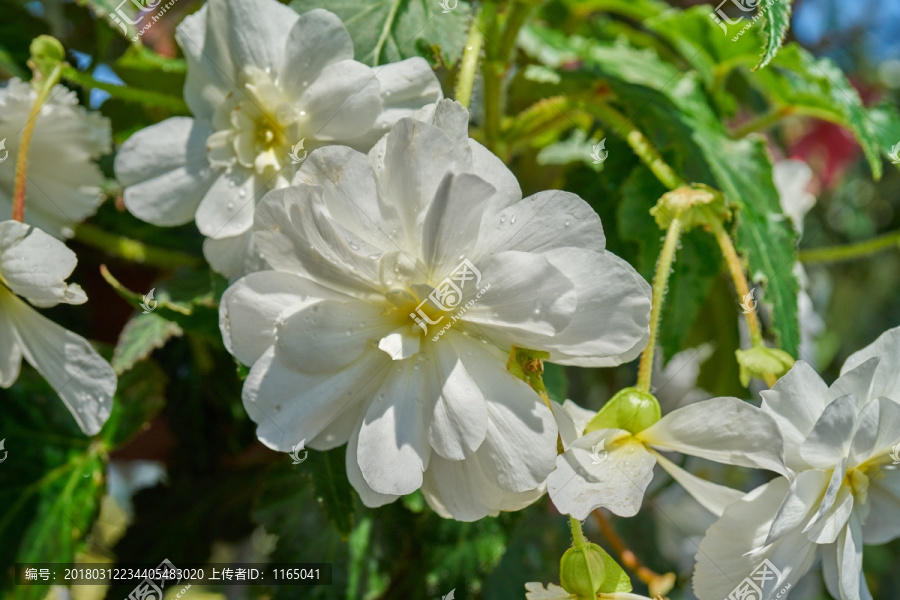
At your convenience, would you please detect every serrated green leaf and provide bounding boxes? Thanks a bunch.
[866,101,900,164]
[101,360,168,448]
[309,446,355,538]
[756,0,793,69]
[289,0,471,66]
[751,45,882,179]
[112,313,183,375]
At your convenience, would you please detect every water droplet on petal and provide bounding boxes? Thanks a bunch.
[345,328,353,336]
[564,219,571,227]
[510,215,517,224]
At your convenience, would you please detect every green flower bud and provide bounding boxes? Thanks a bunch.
[584,387,661,435]
[650,184,730,231]
[735,346,795,387]
[560,543,607,599]
[29,35,66,81]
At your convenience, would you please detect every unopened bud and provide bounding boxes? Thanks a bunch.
[735,346,795,387]
[584,387,661,435]
[560,543,607,599]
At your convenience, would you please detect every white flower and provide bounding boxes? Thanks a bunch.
[773,159,816,235]
[0,220,116,434]
[0,79,111,238]
[547,395,787,520]
[219,99,652,520]
[693,326,900,600]
[114,0,442,278]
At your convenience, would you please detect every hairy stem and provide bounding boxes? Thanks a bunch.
[710,220,777,387]
[800,230,900,263]
[636,216,682,393]
[12,62,64,222]
[454,10,485,109]
[569,515,587,549]
[481,1,502,153]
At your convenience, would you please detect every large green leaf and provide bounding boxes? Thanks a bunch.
[751,45,883,180]
[100,360,168,448]
[521,27,801,355]
[111,313,183,375]
[289,0,472,66]
[309,446,356,538]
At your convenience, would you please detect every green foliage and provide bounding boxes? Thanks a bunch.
[289,0,472,66]
[757,0,793,69]
[111,313,183,374]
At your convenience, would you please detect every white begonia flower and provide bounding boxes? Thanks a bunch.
[0,79,111,238]
[219,99,652,521]
[0,220,116,434]
[114,0,442,278]
[547,394,787,520]
[693,326,900,600]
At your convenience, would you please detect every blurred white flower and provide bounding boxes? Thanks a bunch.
[114,0,442,278]
[0,220,116,434]
[0,79,111,238]
[219,100,652,521]
[547,396,787,519]
[694,326,900,600]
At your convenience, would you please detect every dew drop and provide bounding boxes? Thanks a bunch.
[345,328,353,336]
[500,215,506,224]
[239,189,247,198]
[510,215,517,224]
[564,219,571,227]
[227,202,234,210]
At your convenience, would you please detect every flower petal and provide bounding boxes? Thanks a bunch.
[421,336,489,460]
[760,361,831,470]
[195,167,260,239]
[850,396,900,466]
[0,309,22,387]
[1,288,115,435]
[242,346,389,451]
[639,397,788,476]
[300,60,382,142]
[222,0,298,73]
[117,118,216,227]
[550,399,596,450]
[835,514,870,600]
[0,221,85,307]
[357,359,430,495]
[652,450,744,517]
[202,230,268,279]
[862,471,900,544]
[176,2,236,121]
[421,173,493,276]
[840,325,900,401]
[347,421,400,508]
[764,468,829,546]
[799,395,858,468]
[539,247,651,367]
[278,298,396,373]
[800,457,848,540]
[548,429,656,518]
[279,9,355,97]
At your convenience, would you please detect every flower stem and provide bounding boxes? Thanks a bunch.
[709,219,777,387]
[591,510,675,596]
[636,217,682,393]
[12,62,64,222]
[799,230,900,263]
[569,515,587,549]
[582,102,684,190]
[454,11,485,109]
[74,223,203,269]
[730,106,791,138]
[481,1,502,154]
[61,66,189,113]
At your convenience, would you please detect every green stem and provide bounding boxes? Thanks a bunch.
[800,230,900,263]
[636,217,683,393]
[481,1,502,153]
[62,66,188,112]
[74,223,203,269]
[12,62,65,222]
[498,0,533,61]
[454,12,485,109]
[710,219,777,387]
[583,102,684,190]
[730,106,791,138]
[569,515,587,550]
